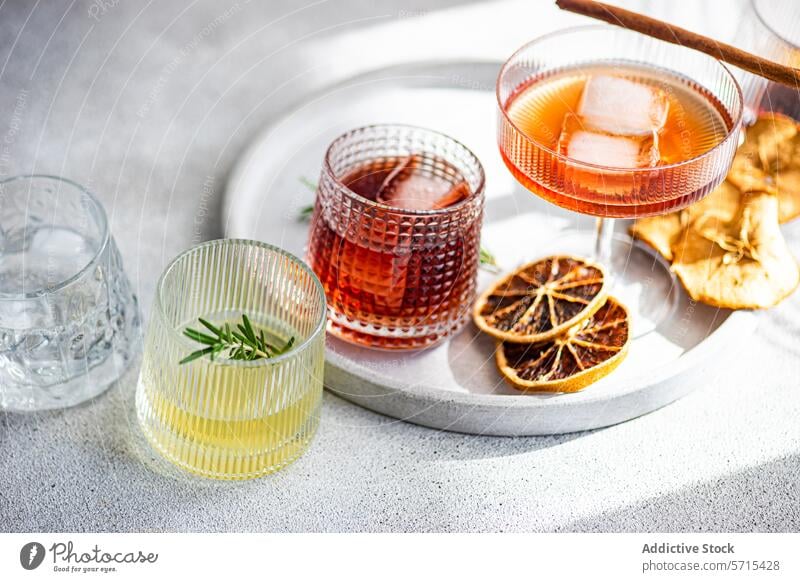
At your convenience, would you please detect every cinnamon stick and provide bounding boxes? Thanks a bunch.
[556,0,800,88]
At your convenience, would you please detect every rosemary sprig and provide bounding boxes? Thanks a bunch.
[297,204,314,222]
[179,314,295,365]
[479,245,500,273]
[297,176,317,222]
[299,176,317,191]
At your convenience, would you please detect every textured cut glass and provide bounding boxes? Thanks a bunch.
[0,175,140,411]
[307,124,485,349]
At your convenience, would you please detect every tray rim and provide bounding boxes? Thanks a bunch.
[323,307,757,410]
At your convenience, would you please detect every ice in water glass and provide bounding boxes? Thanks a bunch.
[136,239,327,480]
[0,175,141,411]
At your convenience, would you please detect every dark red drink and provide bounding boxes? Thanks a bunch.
[307,126,485,349]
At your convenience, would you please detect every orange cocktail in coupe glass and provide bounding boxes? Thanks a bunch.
[497,26,744,331]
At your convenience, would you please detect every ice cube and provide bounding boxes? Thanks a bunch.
[558,113,660,168]
[577,75,669,136]
[431,181,470,209]
[376,157,468,210]
[377,174,448,210]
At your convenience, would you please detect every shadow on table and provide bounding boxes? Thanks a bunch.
[404,427,590,462]
[557,454,800,532]
[0,361,588,489]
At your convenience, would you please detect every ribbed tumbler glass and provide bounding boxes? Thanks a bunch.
[136,239,326,480]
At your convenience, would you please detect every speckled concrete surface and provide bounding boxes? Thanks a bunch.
[1,0,799,532]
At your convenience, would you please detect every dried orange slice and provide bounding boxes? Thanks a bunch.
[473,256,608,343]
[496,297,630,393]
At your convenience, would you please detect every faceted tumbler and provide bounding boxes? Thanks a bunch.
[306,124,486,350]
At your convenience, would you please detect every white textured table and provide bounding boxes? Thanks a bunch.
[1,0,799,533]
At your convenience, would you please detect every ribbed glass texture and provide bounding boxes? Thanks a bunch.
[136,240,326,480]
[497,26,744,218]
[307,124,485,349]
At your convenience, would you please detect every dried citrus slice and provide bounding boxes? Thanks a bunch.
[473,256,608,343]
[496,296,630,393]
[672,191,800,309]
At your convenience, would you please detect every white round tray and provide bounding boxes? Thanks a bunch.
[223,59,757,436]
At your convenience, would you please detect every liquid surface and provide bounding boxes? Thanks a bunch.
[506,64,731,167]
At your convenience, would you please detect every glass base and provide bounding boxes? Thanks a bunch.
[538,230,679,338]
[326,309,470,351]
[0,341,141,412]
[135,383,320,481]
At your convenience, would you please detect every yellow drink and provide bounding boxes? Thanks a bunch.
[135,241,327,480]
[138,317,322,479]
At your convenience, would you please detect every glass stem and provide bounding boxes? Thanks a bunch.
[594,217,615,266]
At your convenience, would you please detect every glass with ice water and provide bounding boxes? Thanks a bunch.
[0,175,141,411]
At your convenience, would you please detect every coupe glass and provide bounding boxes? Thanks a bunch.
[497,26,743,332]
[0,175,140,411]
[136,239,326,480]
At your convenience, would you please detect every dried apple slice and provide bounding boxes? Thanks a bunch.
[750,112,798,169]
[630,180,741,261]
[628,213,681,262]
[632,114,800,309]
[672,191,800,309]
[776,169,800,223]
[728,152,776,195]
[728,113,800,223]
